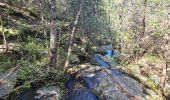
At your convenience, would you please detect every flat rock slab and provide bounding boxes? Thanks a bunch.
[67,64,147,100]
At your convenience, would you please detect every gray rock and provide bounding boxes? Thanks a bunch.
[34,86,61,100]
[68,64,147,100]
[0,71,17,98]
[65,79,99,100]
[0,84,12,98]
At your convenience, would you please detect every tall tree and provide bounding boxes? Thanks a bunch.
[0,14,8,53]
[64,0,85,68]
[142,0,147,35]
[48,0,57,67]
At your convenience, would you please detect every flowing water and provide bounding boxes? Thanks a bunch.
[65,46,115,100]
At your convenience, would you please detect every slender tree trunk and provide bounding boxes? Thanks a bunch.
[64,0,85,68]
[0,15,8,53]
[38,0,49,52]
[48,0,57,67]
[38,0,51,69]
[161,34,169,91]
[142,0,147,35]
[39,0,48,39]
[162,59,168,89]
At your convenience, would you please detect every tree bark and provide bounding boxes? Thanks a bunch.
[162,60,168,89]
[48,0,57,67]
[38,0,49,50]
[142,0,147,35]
[0,15,8,53]
[64,0,85,68]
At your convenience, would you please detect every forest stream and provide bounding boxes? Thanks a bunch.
[65,44,147,100]
[1,44,147,100]
[0,0,170,100]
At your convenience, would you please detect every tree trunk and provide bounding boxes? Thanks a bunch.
[38,0,49,52]
[0,15,8,53]
[48,0,57,67]
[162,60,168,90]
[142,0,147,35]
[64,0,85,68]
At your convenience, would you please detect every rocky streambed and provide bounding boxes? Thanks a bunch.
[65,44,170,100]
[0,44,168,100]
[65,48,148,100]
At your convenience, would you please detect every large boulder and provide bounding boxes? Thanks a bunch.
[66,64,147,100]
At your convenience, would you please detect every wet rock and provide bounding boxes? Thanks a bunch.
[92,51,120,69]
[66,79,80,90]
[0,71,17,99]
[66,44,148,100]
[93,69,146,100]
[16,88,36,100]
[65,88,98,100]
[81,76,99,89]
[93,54,111,68]
[0,84,12,99]
[67,64,147,100]
[65,79,98,100]
[34,86,61,100]
[105,50,113,58]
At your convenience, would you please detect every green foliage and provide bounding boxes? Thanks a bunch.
[23,38,46,53]
[0,53,17,72]
[16,37,48,82]
[19,37,48,64]
[23,81,31,89]
[18,60,41,81]
[44,69,67,93]
[18,27,39,41]
[45,70,66,82]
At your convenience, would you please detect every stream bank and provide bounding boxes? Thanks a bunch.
[1,44,169,100]
[65,45,147,100]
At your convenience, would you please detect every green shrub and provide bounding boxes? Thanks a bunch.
[0,54,16,72]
